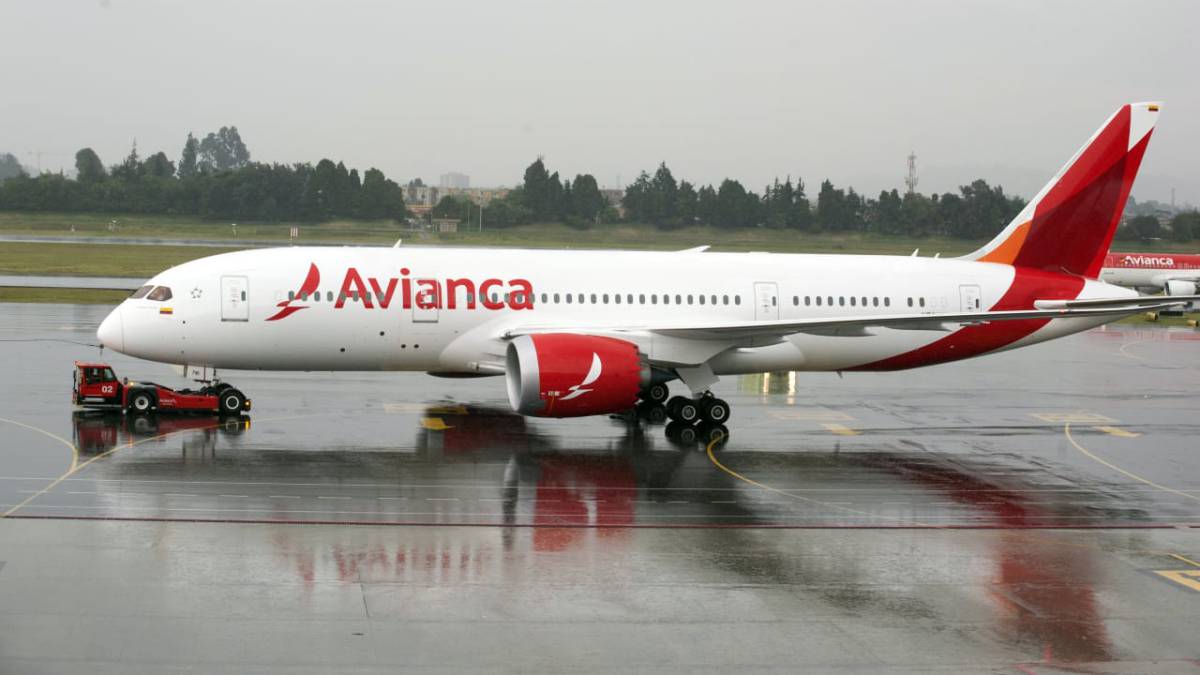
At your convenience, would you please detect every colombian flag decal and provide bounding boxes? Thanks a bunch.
[159,307,174,315]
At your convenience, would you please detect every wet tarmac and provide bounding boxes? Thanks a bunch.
[2,301,1199,673]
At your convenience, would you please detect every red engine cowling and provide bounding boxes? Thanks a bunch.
[505,334,649,417]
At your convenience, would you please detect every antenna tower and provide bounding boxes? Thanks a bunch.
[905,151,918,195]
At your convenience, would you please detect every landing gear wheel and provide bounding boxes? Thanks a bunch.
[637,401,668,424]
[695,423,730,445]
[128,391,155,414]
[665,421,699,444]
[642,383,670,404]
[698,397,731,425]
[219,389,246,416]
[666,396,699,424]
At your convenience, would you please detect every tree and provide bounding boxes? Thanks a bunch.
[354,168,406,219]
[74,148,105,182]
[0,153,26,181]
[1170,211,1200,242]
[567,173,606,224]
[142,151,175,179]
[178,133,198,178]
[110,141,142,181]
[197,126,251,172]
[1128,214,1162,240]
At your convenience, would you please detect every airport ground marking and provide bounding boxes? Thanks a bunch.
[1118,339,1150,362]
[1032,412,1117,424]
[1093,425,1141,438]
[1064,423,1200,505]
[1170,553,1200,568]
[821,423,860,436]
[703,433,932,526]
[419,417,452,431]
[1,414,295,519]
[1152,569,1200,593]
[0,416,80,473]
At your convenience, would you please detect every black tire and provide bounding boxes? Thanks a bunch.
[700,397,731,425]
[665,421,698,444]
[667,395,699,423]
[643,383,670,404]
[219,389,246,416]
[128,390,155,414]
[696,423,730,445]
[639,402,667,424]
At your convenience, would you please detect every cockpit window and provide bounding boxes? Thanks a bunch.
[130,285,153,299]
[147,286,173,301]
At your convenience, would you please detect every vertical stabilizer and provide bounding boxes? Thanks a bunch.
[963,102,1160,278]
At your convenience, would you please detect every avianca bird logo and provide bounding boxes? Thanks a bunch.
[266,263,320,321]
[559,353,602,401]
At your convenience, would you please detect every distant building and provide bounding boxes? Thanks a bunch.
[439,172,470,189]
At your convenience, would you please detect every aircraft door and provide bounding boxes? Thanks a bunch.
[220,276,250,322]
[959,284,982,312]
[753,282,779,321]
[412,280,439,323]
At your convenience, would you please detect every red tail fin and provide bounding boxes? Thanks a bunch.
[965,102,1160,278]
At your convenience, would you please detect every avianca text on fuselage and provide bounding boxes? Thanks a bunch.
[331,266,533,313]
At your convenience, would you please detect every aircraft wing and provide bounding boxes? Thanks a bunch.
[503,298,1184,343]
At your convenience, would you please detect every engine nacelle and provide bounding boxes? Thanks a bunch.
[505,334,649,417]
[1165,279,1199,296]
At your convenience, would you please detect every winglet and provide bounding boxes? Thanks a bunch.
[677,245,710,253]
[964,102,1161,278]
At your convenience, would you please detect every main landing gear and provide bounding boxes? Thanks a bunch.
[634,382,730,446]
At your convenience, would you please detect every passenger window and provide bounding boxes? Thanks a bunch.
[687,295,694,305]
[850,297,856,306]
[554,293,560,303]
[919,297,926,307]
[816,296,822,306]
[603,294,609,304]
[566,294,572,304]
[313,291,320,302]
[577,294,584,304]
[130,285,153,299]
[147,286,173,301]
[711,295,718,305]
[591,293,597,304]
[699,295,705,305]
[838,297,845,306]
[884,297,890,307]
[723,295,729,305]
[102,368,116,381]
[615,294,621,304]
[639,294,645,304]
[771,296,776,306]
[675,294,682,304]
[872,297,879,307]
[541,293,548,303]
[805,296,811,306]
[651,295,658,305]
[662,294,669,305]
[734,295,741,305]
[626,294,633,304]
[907,297,913,307]
[793,296,798,306]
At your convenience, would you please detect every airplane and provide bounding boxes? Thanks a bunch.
[96,102,1199,427]
[1100,251,1200,296]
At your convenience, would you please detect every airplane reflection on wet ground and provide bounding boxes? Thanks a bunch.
[1,304,1199,672]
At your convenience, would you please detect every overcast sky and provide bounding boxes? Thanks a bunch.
[2,0,1197,204]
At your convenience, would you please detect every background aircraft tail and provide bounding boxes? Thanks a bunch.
[963,102,1160,278]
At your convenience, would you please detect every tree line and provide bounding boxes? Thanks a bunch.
[2,134,1196,241]
[0,127,407,221]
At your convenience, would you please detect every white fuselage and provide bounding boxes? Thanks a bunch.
[98,246,1128,377]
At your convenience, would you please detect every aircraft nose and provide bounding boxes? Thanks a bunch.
[97,306,124,352]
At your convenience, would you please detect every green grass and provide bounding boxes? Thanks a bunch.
[0,242,238,277]
[0,287,128,304]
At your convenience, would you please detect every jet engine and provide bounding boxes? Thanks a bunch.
[505,334,649,417]
[1165,279,1199,296]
